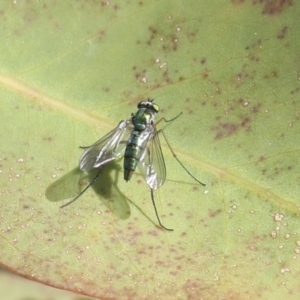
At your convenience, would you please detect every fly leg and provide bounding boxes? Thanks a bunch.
[150,189,173,231]
[159,130,206,186]
[156,113,206,186]
[60,169,102,208]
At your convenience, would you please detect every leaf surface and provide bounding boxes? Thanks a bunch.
[1,1,300,299]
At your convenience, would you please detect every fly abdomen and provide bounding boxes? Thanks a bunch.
[124,132,145,181]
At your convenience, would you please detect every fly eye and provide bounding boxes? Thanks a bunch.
[137,101,146,109]
[152,104,159,112]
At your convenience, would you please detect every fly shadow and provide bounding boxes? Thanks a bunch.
[45,161,130,220]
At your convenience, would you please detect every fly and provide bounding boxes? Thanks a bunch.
[61,99,205,231]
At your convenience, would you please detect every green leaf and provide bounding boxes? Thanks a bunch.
[1,1,300,299]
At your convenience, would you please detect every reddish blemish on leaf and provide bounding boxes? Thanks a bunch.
[277,26,289,39]
[231,0,294,15]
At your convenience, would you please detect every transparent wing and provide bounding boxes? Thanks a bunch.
[79,119,133,171]
[138,126,166,189]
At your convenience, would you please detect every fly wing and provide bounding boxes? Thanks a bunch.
[138,127,166,189]
[79,119,133,171]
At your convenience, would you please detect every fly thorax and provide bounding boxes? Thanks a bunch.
[132,109,156,131]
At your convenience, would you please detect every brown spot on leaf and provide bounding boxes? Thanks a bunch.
[43,136,53,143]
[213,117,252,140]
[233,64,256,88]
[263,70,278,80]
[241,117,250,127]
[213,123,238,140]
[209,209,222,218]
[245,39,262,51]
[260,0,294,15]
[290,87,300,94]
[232,0,294,15]
[251,104,261,113]
[277,26,289,39]
[97,30,106,42]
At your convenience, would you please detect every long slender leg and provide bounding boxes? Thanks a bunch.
[60,169,102,208]
[155,112,206,186]
[155,111,206,186]
[159,130,206,186]
[150,189,173,231]
[155,112,183,127]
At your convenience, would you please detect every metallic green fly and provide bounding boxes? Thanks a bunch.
[61,99,205,230]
